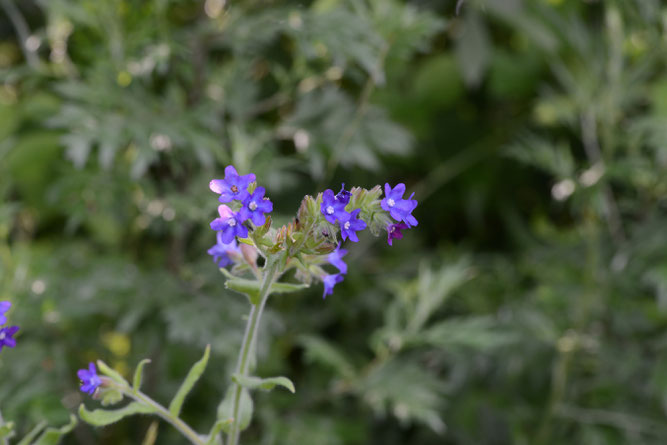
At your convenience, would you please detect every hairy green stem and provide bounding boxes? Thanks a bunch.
[123,388,205,445]
[227,259,279,445]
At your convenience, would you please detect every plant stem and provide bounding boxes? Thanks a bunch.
[227,259,279,445]
[125,389,205,445]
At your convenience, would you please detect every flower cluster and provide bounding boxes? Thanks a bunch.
[205,167,418,299]
[209,166,273,246]
[78,362,102,395]
[320,185,367,242]
[0,301,19,352]
[381,183,418,245]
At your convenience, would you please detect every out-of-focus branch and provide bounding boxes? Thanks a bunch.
[0,0,40,68]
[580,111,626,245]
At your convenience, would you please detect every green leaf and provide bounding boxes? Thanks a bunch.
[15,422,46,445]
[133,359,152,392]
[217,386,253,434]
[0,421,15,440]
[232,374,295,393]
[270,282,310,294]
[16,421,47,445]
[32,415,78,445]
[96,360,128,385]
[79,403,155,427]
[225,277,261,304]
[168,345,210,417]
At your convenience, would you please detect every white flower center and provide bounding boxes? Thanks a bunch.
[387,198,395,207]
[0,332,5,340]
[326,205,334,215]
[249,201,258,211]
[228,219,236,227]
[344,221,351,230]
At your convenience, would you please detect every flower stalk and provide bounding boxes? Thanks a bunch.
[227,259,279,445]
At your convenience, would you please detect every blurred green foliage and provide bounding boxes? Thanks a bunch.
[1,0,667,443]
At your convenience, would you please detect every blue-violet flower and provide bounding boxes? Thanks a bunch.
[381,183,418,227]
[320,189,348,224]
[322,273,344,299]
[209,165,256,203]
[78,362,102,395]
[0,326,19,351]
[387,222,410,246]
[328,245,348,275]
[0,301,10,325]
[238,186,273,226]
[339,209,367,243]
[208,231,240,267]
[335,183,351,205]
[210,205,248,243]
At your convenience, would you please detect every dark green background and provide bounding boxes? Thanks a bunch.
[1,0,667,444]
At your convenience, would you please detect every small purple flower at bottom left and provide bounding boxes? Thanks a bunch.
[0,325,19,351]
[78,362,102,395]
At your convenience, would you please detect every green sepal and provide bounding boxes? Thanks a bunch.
[0,421,15,440]
[78,402,155,426]
[96,360,128,385]
[168,345,210,417]
[231,374,296,393]
[15,421,46,445]
[254,215,272,238]
[132,359,152,393]
[99,387,124,406]
[31,414,77,445]
[217,386,253,433]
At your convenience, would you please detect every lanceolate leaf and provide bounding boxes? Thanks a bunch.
[78,403,155,426]
[232,374,296,393]
[168,345,210,417]
[132,359,152,392]
[96,360,128,385]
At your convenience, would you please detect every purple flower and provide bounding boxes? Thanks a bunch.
[77,362,102,395]
[322,273,343,299]
[238,186,273,226]
[381,183,418,227]
[339,209,367,242]
[209,166,256,203]
[335,183,351,205]
[208,231,240,267]
[387,222,409,246]
[328,245,348,275]
[0,301,10,326]
[210,205,248,243]
[0,326,19,351]
[320,189,348,224]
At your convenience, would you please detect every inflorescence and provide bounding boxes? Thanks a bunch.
[207,165,418,298]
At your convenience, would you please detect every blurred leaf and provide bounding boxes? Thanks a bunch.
[232,374,295,393]
[78,402,155,426]
[168,345,210,417]
[217,386,253,434]
[32,415,77,445]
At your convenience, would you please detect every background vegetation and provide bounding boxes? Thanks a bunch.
[2,0,667,444]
